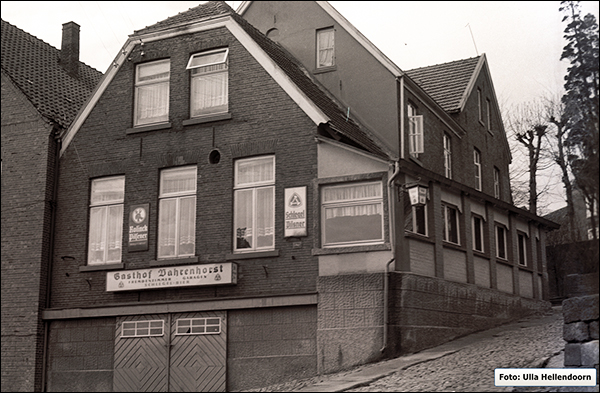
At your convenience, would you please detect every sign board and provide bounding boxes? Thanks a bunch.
[284,186,307,237]
[128,204,149,251]
[106,262,238,292]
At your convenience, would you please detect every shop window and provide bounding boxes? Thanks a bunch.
[158,166,197,259]
[234,156,275,252]
[322,181,384,246]
[408,103,424,157]
[472,215,484,252]
[121,320,164,338]
[175,318,221,335]
[134,59,170,126]
[88,176,125,265]
[442,203,460,244]
[496,224,507,259]
[187,48,229,117]
[317,27,335,68]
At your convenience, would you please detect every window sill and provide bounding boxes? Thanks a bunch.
[312,243,390,256]
[225,250,280,260]
[409,155,424,167]
[404,231,432,243]
[183,113,232,126]
[473,249,488,259]
[79,263,125,272]
[126,122,172,134]
[442,241,463,252]
[149,256,199,267]
[314,65,337,74]
[496,257,511,266]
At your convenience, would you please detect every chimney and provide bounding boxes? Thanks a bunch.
[60,22,80,77]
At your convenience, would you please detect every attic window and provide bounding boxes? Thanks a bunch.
[317,28,335,68]
[187,48,229,117]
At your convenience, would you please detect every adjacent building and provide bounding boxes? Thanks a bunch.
[3,1,560,391]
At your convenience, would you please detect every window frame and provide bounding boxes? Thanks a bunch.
[134,59,170,126]
[321,181,385,247]
[474,148,482,191]
[87,176,125,266]
[316,27,335,69]
[443,133,452,179]
[233,156,276,253]
[495,224,507,260]
[477,88,483,123]
[186,48,229,118]
[408,103,424,157]
[157,166,197,260]
[517,232,528,267]
[442,203,460,245]
[175,317,221,335]
[486,98,492,130]
[494,167,501,199]
[121,320,164,338]
[472,214,484,253]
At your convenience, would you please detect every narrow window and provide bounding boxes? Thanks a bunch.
[477,88,483,123]
[474,149,482,191]
[408,103,424,157]
[234,156,275,252]
[518,233,527,266]
[134,59,170,126]
[496,224,507,259]
[158,166,197,259]
[472,215,484,252]
[486,98,492,130]
[442,204,460,244]
[494,167,501,199]
[316,28,335,68]
[88,176,125,265]
[322,181,384,246]
[187,48,229,117]
[443,133,452,179]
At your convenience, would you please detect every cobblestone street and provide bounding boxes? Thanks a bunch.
[242,306,571,392]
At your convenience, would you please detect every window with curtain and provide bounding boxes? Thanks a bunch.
[134,59,170,126]
[443,133,452,179]
[474,149,482,191]
[187,48,229,117]
[317,28,334,68]
[408,103,424,157]
[472,215,484,252]
[157,166,197,259]
[88,176,125,265]
[322,181,384,246]
[234,156,275,252]
[442,204,459,244]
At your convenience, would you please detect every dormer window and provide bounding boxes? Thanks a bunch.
[134,59,170,126]
[316,28,335,68]
[187,48,229,117]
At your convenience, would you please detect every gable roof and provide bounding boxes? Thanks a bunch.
[1,19,103,130]
[405,56,481,113]
[60,1,391,160]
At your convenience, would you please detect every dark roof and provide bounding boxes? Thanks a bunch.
[405,56,481,113]
[132,1,390,159]
[1,19,103,129]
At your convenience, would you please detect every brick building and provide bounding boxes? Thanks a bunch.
[5,1,560,391]
[1,19,103,391]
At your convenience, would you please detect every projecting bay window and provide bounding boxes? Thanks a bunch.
[317,27,335,68]
[408,103,424,158]
[88,176,125,265]
[405,192,427,236]
[234,156,275,252]
[322,181,384,247]
[157,166,197,259]
[134,59,170,126]
[442,204,460,245]
[187,48,229,117]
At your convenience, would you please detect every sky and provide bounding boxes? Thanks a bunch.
[2,1,598,213]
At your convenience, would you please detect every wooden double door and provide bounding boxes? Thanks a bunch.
[113,311,226,392]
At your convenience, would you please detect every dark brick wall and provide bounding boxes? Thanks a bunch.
[46,318,115,392]
[227,306,317,391]
[1,72,55,392]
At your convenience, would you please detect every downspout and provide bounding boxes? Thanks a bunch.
[41,126,61,391]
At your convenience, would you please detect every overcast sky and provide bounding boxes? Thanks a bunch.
[2,1,598,212]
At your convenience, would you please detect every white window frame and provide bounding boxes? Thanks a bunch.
[442,204,460,245]
[157,166,197,259]
[233,156,275,253]
[408,104,424,156]
[88,176,125,265]
[474,149,482,191]
[134,59,170,126]
[495,224,507,259]
[518,232,528,266]
[472,215,484,252]
[443,133,452,179]
[322,181,384,247]
[121,320,164,338]
[175,317,221,335]
[187,48,229,118]
[316,27,335,68]
[494,167,501,199]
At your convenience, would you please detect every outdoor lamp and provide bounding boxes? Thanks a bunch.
[407,184,428,206]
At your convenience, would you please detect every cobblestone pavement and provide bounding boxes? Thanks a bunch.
[240,306,569,392]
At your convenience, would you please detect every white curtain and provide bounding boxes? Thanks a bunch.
[325,203,381,219]
[256,187,274,248]
[158,198,177,258]
[88,205,122,264]
[136,82,169,124]
[236,157,274,186]
[235,189,253,249]
[323,183,381,203]
[178,196,196,256]
[191,65,228,116]
[318,30,334,67]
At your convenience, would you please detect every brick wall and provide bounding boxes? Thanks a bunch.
[227,306,317,391]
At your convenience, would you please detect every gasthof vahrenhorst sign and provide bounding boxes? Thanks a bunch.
[106,262,238,292]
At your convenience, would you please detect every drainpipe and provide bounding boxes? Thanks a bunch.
[381,161,401,353]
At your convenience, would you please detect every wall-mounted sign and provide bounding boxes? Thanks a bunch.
[285,186,307,237]
[128,204,149,251]
[106,262,238,292]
